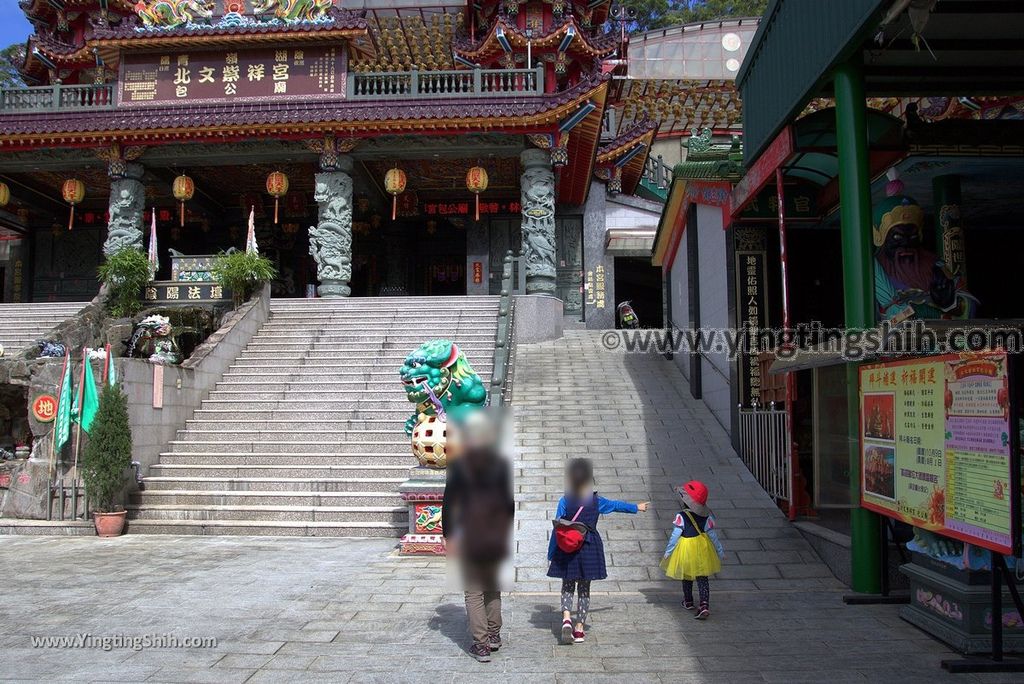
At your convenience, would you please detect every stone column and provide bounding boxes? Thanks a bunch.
[309,155,353,297]
[520,149,557,296]
[103,162,145,256]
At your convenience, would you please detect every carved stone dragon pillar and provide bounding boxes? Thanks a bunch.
[519,148,557,296]
[309,155,354,297]
[103,161,146,256]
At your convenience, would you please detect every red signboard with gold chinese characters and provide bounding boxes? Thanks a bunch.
[118,45,346,106]
[32,394,57,423]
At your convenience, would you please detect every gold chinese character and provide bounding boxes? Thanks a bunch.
[210,285,223,300]
[272,63,289,81]
[294,50,304,62]
[175,85,188,98]
[173,67,191,85]
[188,286,202,300]
[177,55,189,66]
[222,65,240,82]
[198,67,216,83]
[247,64,265,82]
[166,286,180,300]
[159,55,171,67]
[145,287,157,301]
[794,195,811,214]
[226,52,239,65]
[273,81,287,94]
[275,50,288,62]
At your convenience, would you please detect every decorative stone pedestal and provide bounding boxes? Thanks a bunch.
[900,556,1024,654]
[398,466,446,555]
[317,279,351,298]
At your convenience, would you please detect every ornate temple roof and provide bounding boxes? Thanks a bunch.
[595,120,656,196]
[0,73,609,150]
[609,78,742,138]
[453,16,618,65]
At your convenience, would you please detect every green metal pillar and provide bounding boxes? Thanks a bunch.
[834,60,882,594]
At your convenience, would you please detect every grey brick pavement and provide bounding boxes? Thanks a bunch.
[0,332,1003,682]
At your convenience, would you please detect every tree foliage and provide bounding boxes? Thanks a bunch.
[81,383,133,513]
[98,247,153,318]
[1,43,26,88]
[615,0,769,33]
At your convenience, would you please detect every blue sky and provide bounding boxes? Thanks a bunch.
[1,3,34,48]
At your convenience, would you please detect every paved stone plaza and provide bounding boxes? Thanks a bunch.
[0,332,1005,682]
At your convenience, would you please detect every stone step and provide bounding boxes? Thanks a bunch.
[234,347,496,358]
[270,296,497,307]
[217,369,494,381]
[175,429,407,442]
[228,354,496,365]
[123,518,405,537]
[142,476,405,492]
[150,463,410,478]
[209,380,490,392]
[241,341,497,351]
[158,453,412,466]
[125,503,407,523]
[259,317,498,326]
[166,440,410,454]
[131,490,401,507]
[183,418,409,430]
[191,409,413,421]
[200,396,420,407]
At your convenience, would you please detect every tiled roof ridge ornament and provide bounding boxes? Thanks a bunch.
[686,126,713,155]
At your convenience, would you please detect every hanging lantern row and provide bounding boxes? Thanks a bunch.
[172,174,194,228]
[266,170,289,224]
[384,166,407,221]
[465,166,489,221]
[61,178,85,231]
[0,181,10,209]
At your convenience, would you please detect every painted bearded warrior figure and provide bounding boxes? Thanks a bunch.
[873,194,977,322]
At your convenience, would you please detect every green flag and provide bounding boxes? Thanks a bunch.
[53,352,73,453]
[72,354,100,434]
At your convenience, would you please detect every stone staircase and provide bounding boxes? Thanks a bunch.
[126,296,501,536]
[0,302,89,358]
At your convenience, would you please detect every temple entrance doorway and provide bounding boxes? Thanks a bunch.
[350,217,467,297]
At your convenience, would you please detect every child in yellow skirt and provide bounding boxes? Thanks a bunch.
[660,480,724,619]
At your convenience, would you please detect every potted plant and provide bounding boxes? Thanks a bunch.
[80,383,134,537]
[211,251,277,306]
[97,247,152,317]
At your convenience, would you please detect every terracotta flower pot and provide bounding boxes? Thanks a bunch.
[93,510,127,537]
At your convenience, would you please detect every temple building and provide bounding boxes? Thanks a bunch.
[0,0,690,328]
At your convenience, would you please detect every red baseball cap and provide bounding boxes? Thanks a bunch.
[674,480,710,515]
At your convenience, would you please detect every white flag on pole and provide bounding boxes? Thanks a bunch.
[246,206,259,255]
[147,209,158,279]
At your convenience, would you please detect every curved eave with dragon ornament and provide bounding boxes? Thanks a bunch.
[452,16,616,65]
[594,122,656,196]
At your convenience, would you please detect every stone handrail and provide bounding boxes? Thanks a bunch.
[0,83,115,114]
[643,154,673,191]
[491,250,517,406]
[348,66,544,99]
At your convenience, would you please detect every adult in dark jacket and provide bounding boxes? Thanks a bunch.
[441,415,514,663]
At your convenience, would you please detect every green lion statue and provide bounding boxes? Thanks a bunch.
[399,340,488,437]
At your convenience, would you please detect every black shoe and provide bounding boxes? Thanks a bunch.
[470,642,492,662]
[487,632,502,651]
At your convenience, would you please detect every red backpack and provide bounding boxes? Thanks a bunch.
[553,506,588,553]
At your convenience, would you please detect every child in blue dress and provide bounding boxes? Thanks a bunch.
[547,458,649,644]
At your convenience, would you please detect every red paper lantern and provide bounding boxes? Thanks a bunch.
[172,174,194,227]
[465,166,489,221]
[266,171,289,224]
[61,179,85,231]
[384,167,407,221]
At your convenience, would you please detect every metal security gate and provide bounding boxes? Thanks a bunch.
[738,406,792,504]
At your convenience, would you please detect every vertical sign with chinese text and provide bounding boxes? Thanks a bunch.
[734,226,769,407]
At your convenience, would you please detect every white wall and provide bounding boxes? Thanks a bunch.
[696,204,731,433]
[669,229,689,381]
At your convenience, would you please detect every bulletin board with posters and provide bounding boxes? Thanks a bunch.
[859,351,1021,556]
